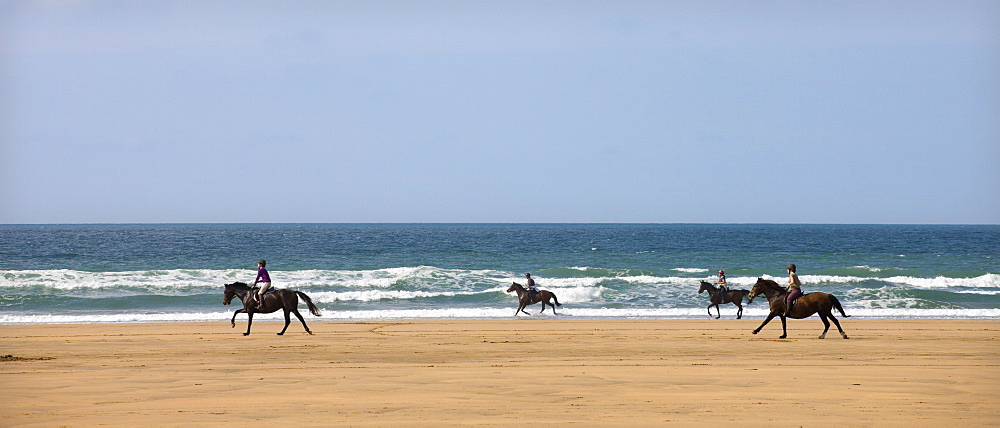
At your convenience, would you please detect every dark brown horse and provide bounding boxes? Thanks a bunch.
[698,281,751,319]
[506,282,562,316]
[223,282,321,336]
[747,278,850,339]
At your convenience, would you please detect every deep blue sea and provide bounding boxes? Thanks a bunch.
[1,224,997,324]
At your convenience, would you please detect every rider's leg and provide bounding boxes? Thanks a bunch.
[257,282,271,308]
[783,288,801,317]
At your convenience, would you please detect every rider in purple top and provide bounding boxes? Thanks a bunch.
[255,265,271,284]
[253,260,272,308]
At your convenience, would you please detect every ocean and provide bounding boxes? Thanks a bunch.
[1,224,997,324]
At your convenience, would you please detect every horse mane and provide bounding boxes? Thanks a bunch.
[757,278,783,291]
[226,282,251,290]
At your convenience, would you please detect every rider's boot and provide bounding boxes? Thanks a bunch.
[783,301,793,318]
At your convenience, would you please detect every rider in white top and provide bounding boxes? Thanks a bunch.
[525,273,539,299]
[715,270,728,302]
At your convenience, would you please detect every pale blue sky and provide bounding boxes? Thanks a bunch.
[2,1,998,224]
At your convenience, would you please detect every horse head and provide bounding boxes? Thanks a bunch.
[506,282,523,293]
[698,281,713,294]
[223,282,249,305]
[747,277,780,303]
[747,278,764,303]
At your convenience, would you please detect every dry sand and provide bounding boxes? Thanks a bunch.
[2,319,998,426]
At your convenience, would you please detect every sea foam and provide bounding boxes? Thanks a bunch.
[3,269,996,291]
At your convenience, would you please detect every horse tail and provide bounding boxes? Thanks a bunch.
[552,293,562,307]
[296,291,322,317]
[831,295,851,318]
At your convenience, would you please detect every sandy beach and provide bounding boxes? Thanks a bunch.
[2,319,998,426]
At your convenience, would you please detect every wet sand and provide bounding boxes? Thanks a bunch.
[2,319,998,426]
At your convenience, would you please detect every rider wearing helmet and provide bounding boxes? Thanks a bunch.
[525,273,539,300]
[253,259,271,309]
[715,270,728,301]
[784,264,802,317]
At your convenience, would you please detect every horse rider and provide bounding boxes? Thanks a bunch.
[714,270,728,301]
[784,264,802,317]
[253,259,272,309]
[525,273,539,300]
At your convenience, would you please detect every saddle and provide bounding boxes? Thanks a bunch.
[244,287,278,306]
[784,291,808,310]
[250,286,279,296]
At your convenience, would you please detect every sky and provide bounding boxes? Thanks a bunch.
[1,1,998,224]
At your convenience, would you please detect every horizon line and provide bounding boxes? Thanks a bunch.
[2,222,998,226]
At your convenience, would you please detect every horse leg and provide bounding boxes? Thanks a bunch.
[829,313,849,339]
[231,309,245,328]
[779,315,788,339]
[541,299,557,315]
[734,303,743,319]
[706,304,714,318]
[244,313,254,336]
[818,313,831,339]
[752,312,777,335]
[291,309,313,335]
[278,309,292,335]
[714,304,721,319]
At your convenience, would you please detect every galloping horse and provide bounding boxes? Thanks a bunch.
[747,278,850,339]
[506,282,562,316]
[698,281,751,319]
[223,282,321,336]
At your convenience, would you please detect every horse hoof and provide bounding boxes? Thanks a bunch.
[243,333,250,336]
[231,323,235,328]
[307,331,314,335]
[752,330,759,335]
[277,333,284,336]
[819,334,826,339]
[843,335,850,339]
[779,335,787,339]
